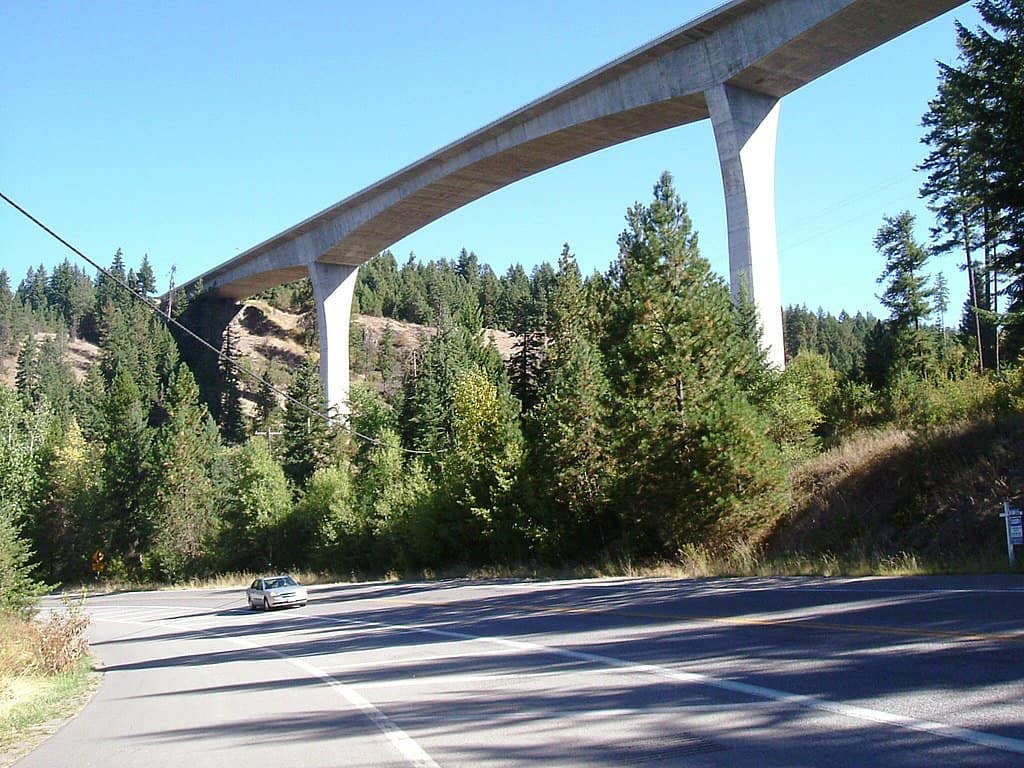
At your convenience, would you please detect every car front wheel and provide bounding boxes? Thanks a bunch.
[263,597,270,611]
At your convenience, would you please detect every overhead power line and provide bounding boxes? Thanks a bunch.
[0,190,435,456]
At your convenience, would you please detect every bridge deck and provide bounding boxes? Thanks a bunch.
[187,0,963,299]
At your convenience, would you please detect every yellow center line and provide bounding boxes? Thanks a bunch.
[375,597,1024,644]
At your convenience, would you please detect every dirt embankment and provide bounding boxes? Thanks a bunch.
[769,417,1024,563]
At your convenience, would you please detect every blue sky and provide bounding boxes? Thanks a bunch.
[1,1,980,318]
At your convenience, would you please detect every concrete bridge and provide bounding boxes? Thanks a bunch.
[180,0,965,413]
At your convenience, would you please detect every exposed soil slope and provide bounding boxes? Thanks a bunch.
[770,417,1024,562]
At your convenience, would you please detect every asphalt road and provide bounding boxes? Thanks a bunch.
[20,575,1024,767]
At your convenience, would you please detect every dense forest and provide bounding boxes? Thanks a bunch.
[2,1,1023,612]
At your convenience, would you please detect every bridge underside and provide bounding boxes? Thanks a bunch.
[178,0,965,412]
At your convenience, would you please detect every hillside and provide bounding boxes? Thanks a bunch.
[0,301,515,397]
[3,301,1017,570]
[0,333,100,387]
[769,417,1024,567]
[226,300,515,399]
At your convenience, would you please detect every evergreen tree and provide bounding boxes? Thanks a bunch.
[355,251,400,317]
[874,212,936,377]
[397,255,431,324]
[218,326,247,444]
[925,2,1024,358]
[14,335,40,404]
[0,270,12,312]
[602,172,785,550]
[376,323,399,394]
[100,368,153,572]
[280,356,333,486]
[508,302,544,413]
[136,254,157,297]
[94,249,129,319]
[456,248,481,294]
[496,264,531,329]
[145,365,221,579]
[253,369,280,437]
[525,245,614,559]
[478,265,501,328]
[34,333,76,422]
[47,260,95,339]
[0,386,47,615]
[400,311,472,457]
[919,64,990,368]
[875,212,934,332]
[17,264,49,312]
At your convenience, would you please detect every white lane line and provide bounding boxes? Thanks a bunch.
[395,701,779,725]
[91,614,439,768]
[320,645,520,672]
[312,613,1024,757]
[349,664,663,690]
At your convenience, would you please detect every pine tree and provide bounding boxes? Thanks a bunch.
[874,212,937,377]
[478,265,501,328]
[0,386,47,615]
[280,356,333,486]
[136,254,157,297]
[146,365,221,579]
[496,264,531,330]
[101,368,153,572]
[875,212,934,332]
[0,270,12,312]
[17,264,49,312]
[253,369,280,437]
[376,323,399,394]
[508,302,543,413]
[401,310,470,457]
[94,249,129,317]
[35,333,76,421]
[525,245,614,559]
[601,172,785,551]
[218,327,247,445]
[919,65,989,368]
[934,271,951,362]
[14,336,40,405]
[926,2,1024,358]
[398,255,431,324]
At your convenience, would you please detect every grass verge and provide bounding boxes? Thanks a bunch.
[0,609,98,768]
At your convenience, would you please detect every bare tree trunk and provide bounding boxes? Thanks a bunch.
[953,128,983,372]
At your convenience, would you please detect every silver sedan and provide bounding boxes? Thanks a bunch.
[246,574,308,610]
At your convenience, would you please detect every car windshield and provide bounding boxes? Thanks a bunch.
[265,576,297,589]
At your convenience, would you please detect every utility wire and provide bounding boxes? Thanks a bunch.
[0,190,436,456]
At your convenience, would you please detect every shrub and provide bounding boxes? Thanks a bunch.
[30,602,90,674]
[0,599,89,677]
[888,370,999,426]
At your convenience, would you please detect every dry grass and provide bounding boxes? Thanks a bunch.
[80,569,352,593]
[0,604,97,767]
[766,417,1024,569]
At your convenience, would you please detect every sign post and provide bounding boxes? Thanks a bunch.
[1000,502,1023,566]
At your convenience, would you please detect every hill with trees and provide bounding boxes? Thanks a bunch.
[2,1,1024,610]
